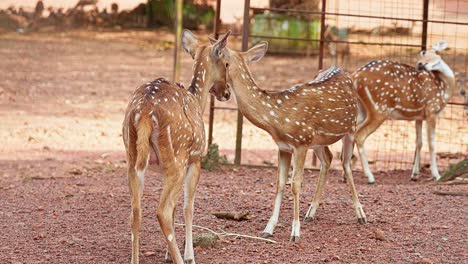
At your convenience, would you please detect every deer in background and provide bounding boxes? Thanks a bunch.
[352,40,458,184]
[217,40,366,241]
[122,30,231,264]
[324,25,350,68]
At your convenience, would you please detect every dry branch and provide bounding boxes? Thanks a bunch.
[175,223,277,244]
[211,211,252,221]
[433,190,468,197]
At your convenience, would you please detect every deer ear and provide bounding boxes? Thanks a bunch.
[208,37,216,44]
[432,40,448,51]
[213,31,231,58]
[182,29,200,59]
[245,41,268,64]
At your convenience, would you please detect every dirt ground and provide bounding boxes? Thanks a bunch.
[0,30,467,263]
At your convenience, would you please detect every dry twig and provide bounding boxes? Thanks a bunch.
[433,190,468,197]
[175,223,277,244]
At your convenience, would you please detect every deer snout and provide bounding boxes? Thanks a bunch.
[210,82,230,101]
[417,62,425,70]
[221,90,231,101]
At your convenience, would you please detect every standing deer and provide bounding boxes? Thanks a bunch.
[122,30,231,264]
[352,40,458,184]
[217,41,367,241]
[324,25,350,68]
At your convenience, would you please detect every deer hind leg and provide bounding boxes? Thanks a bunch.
[127,143,148,264]
[164,205,177,263]
[304,146,332,222]
[411,120,423,180]
[427,118,441,180]
[354,113,386,184]
[261,150,292,238]
[183,162,201,263]
[342,134,367,224]
[158,163,185,264]
[290,146,307,242]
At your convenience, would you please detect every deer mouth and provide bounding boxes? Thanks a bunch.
[417,62,426,70]
[210,83,230,101]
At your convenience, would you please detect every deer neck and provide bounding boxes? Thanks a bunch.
[188,59,210,113]
[229,62,277,129]
[433,60,456,101]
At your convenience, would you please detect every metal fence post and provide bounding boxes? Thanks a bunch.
[172,0,183,82]
[421,0,429,50]
[208,0,222,147]
[234,0,251,165]
[318,0,327,70]
[312,0,327,167]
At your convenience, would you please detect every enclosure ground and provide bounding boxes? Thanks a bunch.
[0,31,466,263]
[0,151,466,263]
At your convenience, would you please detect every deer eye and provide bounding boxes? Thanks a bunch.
[225,63,229,68]
[420,50,426,56]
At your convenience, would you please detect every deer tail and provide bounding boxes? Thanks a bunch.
[135,115,152,172]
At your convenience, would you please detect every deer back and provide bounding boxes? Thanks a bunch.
[124,78,205,166]
[352,60,450,119]
[231,66,357,147]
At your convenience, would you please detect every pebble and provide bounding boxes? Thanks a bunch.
[373,229,386,241]
[417,257,435,264]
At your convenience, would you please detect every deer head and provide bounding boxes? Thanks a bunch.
[218,41,268,91]
[182,30,231,103]
[417,40,450,72]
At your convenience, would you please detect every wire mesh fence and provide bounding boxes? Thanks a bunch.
[209,0,468,172]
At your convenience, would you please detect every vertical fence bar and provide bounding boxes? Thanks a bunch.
[208,0,222,146]
[318,0,327,70]
[172,0,183,82]
[421,0,429,50]
[313,0,327,167]
[234,0,250,165]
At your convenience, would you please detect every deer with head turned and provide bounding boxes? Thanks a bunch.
[352,40,459,184]
[217,40,367,241]
[122,30,231,264]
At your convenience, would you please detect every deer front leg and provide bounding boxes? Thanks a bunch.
[427,118,441,180]
[304,146,332,222]
[183,162,201,264]
[411,120,423,180]
[341,134,367,224]
[261,150,292,238]
[290,146,307,242]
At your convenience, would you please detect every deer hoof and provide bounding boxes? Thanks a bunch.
[358,217,367,224]
[290,235,300,242]
[304,216,314,223]
[184,259,195,264]
[260,232,273,239]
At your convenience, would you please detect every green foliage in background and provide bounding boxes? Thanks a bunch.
[146,0,214,29]
[251,13,320,54]
[202,144,227,172]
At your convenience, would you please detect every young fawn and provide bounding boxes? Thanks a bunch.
[122,30,230,264]
[352,40,458,184]
[218,40,366,241]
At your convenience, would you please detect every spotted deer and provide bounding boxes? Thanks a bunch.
[352,40,458,184]
[122,30,231,264]
[218,41,367,242]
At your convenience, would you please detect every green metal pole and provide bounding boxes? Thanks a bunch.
[172,0,183,82]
